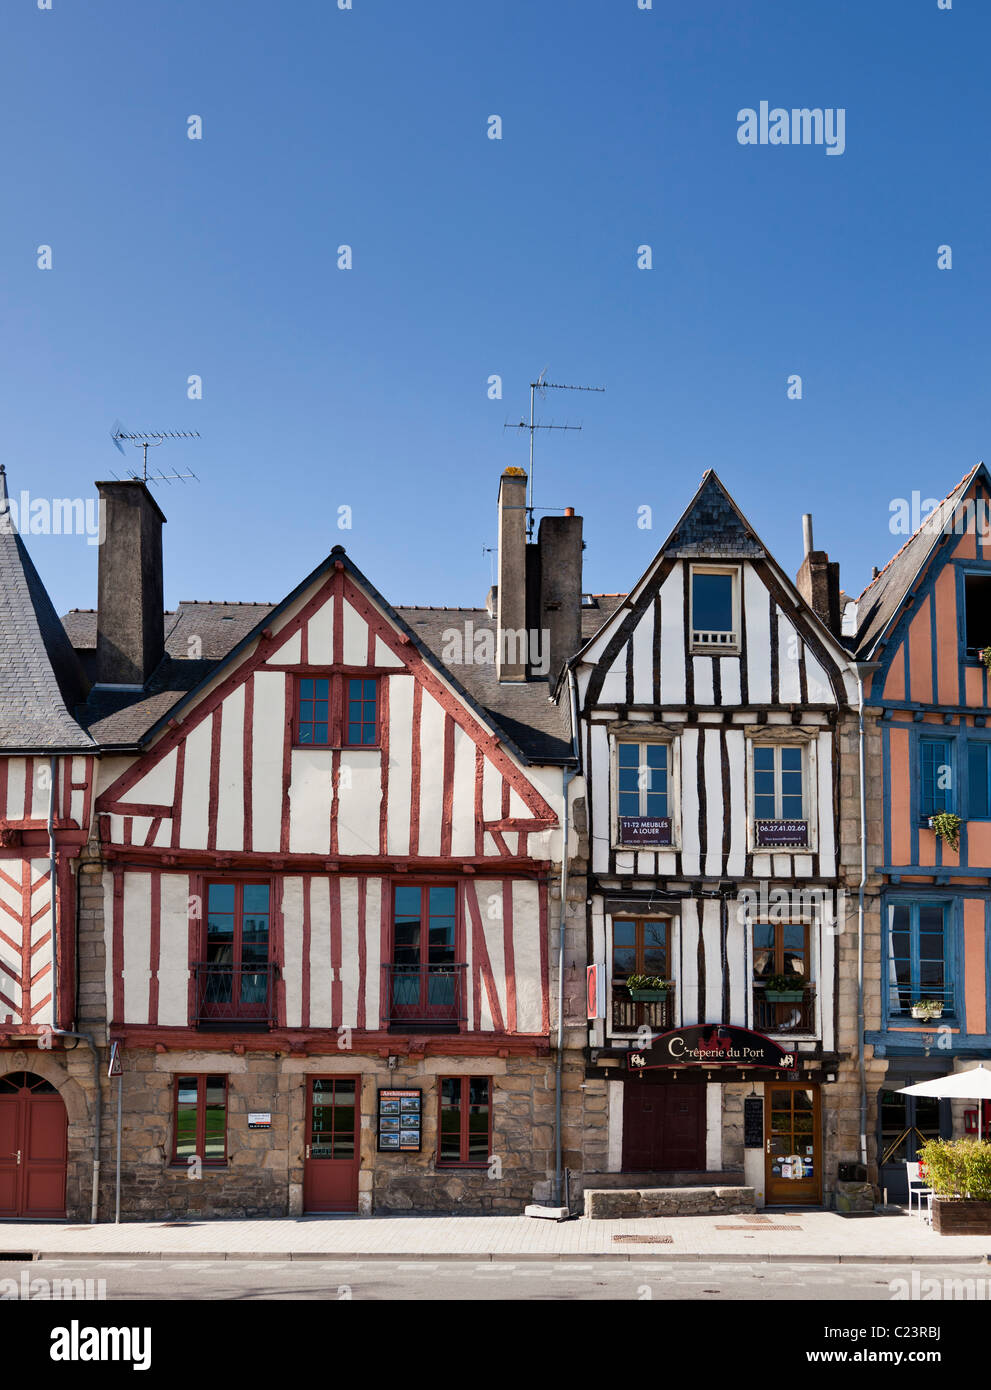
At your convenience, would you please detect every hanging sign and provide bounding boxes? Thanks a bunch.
[587,964,606,1020]
[628,1024,795,1072]
[377,1088,422,1152]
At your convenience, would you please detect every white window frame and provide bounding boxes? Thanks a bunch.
[745,732,818,853]
[690,564,741,654]
[609,731,681,851]
[746,912,821,1039]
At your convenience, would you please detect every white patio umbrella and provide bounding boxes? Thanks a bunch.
[898,1064,991,1140]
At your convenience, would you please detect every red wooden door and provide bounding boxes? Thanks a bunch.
[623,1081,705,1170]
[303,1077,360,1213]
[0,1072,67,1218]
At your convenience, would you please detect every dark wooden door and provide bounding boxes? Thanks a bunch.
[303,1077,360,1213]
[0,1072,67,1218]
[623,1081,705,1170]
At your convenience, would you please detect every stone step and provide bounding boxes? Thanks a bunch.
[584,1185,755,1219]
[578,1170,745,1190]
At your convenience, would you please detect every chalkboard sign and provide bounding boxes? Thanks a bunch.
[744,1096,763,1149]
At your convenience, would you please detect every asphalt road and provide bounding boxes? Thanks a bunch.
[2,1258,985,1301]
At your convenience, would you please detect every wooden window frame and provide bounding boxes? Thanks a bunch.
[689,563,741,654]
[293,672,381,749]
[610,916,672,984]
[751,919,813,983]
[436,1076,491,1168]
[967,739,991,821]
[203,878,271,967]
[919,735,954,820]
[609,730,680,849]
[885,899,953,1019]
[171,1073,228,1167]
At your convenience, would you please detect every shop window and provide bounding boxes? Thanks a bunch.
[173,1075,228,1166]
[886,902,953,1016]
[690,565,739,652]
[920,739,953,817]
[437,1077,490,1166]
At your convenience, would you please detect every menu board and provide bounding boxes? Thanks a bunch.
[377,1088,422,1152]
[743,1096,763,1148]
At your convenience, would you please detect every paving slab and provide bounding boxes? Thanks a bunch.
[1,1210,991,1263]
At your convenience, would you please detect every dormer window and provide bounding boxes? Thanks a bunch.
[690,565,739,652]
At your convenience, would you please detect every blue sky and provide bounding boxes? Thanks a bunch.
[3,0,986,617]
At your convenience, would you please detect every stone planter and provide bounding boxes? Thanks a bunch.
[931,1197,991,1235]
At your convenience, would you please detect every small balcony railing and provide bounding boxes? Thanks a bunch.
[382,963,467,1031]
[611,988,674,1033]
[888,985,955,1020]
[193,962,277,1029]
[753,985,817,1035]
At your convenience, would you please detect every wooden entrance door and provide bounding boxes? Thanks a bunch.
[623,1081,705,1170]
[303,1077,360,1213]
[0,1072,67,1218]
[764,1082,821,1205]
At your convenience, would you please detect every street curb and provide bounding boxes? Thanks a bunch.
[5,1249,990,1265]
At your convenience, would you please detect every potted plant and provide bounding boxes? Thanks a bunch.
[927,811,961,851]
[763,972,806,1003]
[910,999,944,1020]
[980,646,991,672]
[626,973,672,1002]
[919,1137,991,1234]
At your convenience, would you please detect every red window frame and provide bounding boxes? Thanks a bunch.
[293,673,380,748]
[172,1074,228,1167]
[437,1076,491,1167]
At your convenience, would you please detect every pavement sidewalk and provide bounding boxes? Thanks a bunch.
[2,1209,991,1263]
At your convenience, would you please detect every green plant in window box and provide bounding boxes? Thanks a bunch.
[927,811,961,851]
[626,973,672,1002]
[763,972,806,1003]
[910,999,944,1020]
[980,646,991,672]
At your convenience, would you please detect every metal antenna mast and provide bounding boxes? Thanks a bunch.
[504,370,604,537]
[109,424,201,484]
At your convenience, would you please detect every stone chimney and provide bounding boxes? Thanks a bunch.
[496,468,528,681]
[796,512,841,637]
[95,480,166,686]
[537,508,583,685]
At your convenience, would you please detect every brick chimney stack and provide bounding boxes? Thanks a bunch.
[496,468,528,682]
[796,511,841,636]
[95,480,166,686]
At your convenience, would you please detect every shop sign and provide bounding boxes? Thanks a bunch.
[628,1024,795,1072]
[586,963,606,1020]
[378,1088,422,1152]
[755,820,808,848]
[248,1113,271,1129]
[618,816,672,846]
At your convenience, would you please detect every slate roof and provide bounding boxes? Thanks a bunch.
[0,468,93,752]
[663,469,767,559]
[62,587,625,761]
[852,466,980,660]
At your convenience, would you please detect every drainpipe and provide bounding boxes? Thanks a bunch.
[855,672,868,1169]
[552,669,581,1210]
[47,754,102,1224]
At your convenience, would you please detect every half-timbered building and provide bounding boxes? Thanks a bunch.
[853,463,991,1201]
[573,471,867,1209]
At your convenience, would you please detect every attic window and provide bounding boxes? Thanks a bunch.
[690,565,740,652]
[964,574,991,655]
[581,594,598,608]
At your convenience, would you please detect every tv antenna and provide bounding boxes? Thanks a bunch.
[109,423,200,483]
[504,369,604,537]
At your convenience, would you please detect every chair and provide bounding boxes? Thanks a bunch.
[905,1161,933,1222]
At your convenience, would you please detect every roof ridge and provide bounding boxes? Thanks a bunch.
[855,465,977,602]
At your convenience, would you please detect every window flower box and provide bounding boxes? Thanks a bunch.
[627,974,672,1003]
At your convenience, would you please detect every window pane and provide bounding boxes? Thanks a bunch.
[429,886,456,915]
[618,790,639,817]
[969,744,990,819]
[753,747,775,772]
[781,747,803,772]
[693,572,734,632]
[613,921,636,946]
[243,884,269,914]
[439,1079,462,1162]
[207,883,235,913]
[618,743,639,768]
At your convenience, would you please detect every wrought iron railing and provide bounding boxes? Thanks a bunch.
[611,989,674,1033]
[753,985,817,1034]
[193,962,277,1027]
[382,963,467,1029]
[887,985,955,1019]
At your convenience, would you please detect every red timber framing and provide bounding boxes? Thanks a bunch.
[95,566,559,858]
[0,851,78,1037]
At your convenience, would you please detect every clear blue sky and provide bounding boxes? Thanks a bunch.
[3,0,987,617]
